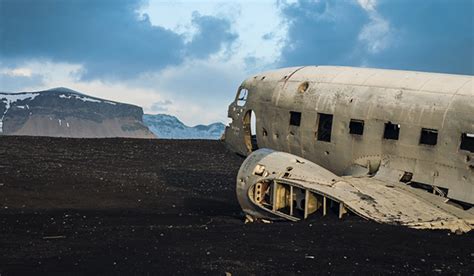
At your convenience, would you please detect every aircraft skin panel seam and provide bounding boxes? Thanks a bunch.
[225,66,474,233]
[441,78,473,129]
[237,149,474,233]
[278,80,472,96]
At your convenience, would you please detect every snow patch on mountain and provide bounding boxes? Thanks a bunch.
[143,114,225,140]
[58,93,117,105]
[0,92,40,132]
[0,87,155,138]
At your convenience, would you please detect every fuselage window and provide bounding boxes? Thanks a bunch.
[384,122,400,140]
[289,111,302,126]
[349,119,364,135]
[317,113,333,142]
[460,133,474,152]
[237,88,249,106]
[419,128,438,146]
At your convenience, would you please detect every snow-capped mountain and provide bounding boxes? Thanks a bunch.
[143,114,225,140]
[0,87,155,138]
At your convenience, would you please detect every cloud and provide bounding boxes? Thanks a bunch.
[0,72,44,92]
[358,14,391,54]
[277,0,473,75]
[137,58,246,108]
[2,0,471,128]
[186,12,238,59]
[0,0,280,126]
[150,100,173,113]
[124,58,247,124]
[6,58,244,125]
[357,0,377,12]
[277,0,369,67]
[262,32,275,41]
[357,0,392,54]
[0,0,237,80]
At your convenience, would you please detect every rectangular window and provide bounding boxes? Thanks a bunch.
[384,122,400,140]
[349,119,364,135]
[317,113,333,142]
[419,128,438,146]
[289,111,301,126]
[460,133,474,152]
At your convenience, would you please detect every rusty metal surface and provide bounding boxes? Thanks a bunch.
[226,66,474,231]
[237,149,474,233]
[225,66,474,205]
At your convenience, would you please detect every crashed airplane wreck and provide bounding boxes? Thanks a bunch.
[224,66,474,233]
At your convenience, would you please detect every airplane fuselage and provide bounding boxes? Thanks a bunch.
[225,66,474,205]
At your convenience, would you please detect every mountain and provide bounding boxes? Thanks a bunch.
[0,87,155,138]
[143,114,225,140]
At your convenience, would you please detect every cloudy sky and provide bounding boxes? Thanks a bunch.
[0,0,472,125]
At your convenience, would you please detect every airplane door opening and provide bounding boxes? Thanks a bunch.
[243,110,258,152]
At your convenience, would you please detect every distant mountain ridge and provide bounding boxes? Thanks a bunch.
[0,87,155,138]
[143,114,225,140]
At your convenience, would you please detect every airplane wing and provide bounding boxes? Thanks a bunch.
[331,176,472,232]
[236,149,474,233]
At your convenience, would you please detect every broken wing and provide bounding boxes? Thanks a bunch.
[237,149,474,233]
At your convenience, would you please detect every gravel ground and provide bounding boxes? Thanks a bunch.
[0,136,473,275]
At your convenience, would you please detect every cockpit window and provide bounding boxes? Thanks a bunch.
[237,88,249,107]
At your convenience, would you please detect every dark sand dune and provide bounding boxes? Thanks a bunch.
[0,136,472,275]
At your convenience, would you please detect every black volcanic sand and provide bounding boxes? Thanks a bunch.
[0,136,473,275]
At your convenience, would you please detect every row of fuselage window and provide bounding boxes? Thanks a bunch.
[284,111,474,153]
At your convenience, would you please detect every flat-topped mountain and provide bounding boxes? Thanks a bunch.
[0,87,155,138]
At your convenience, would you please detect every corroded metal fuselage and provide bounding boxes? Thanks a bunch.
[225,66,474,205]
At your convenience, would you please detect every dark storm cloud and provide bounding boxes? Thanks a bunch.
[278,0,369,67]
[278,0,474,75]
[186,12,238,59]
[0,0,238,80]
